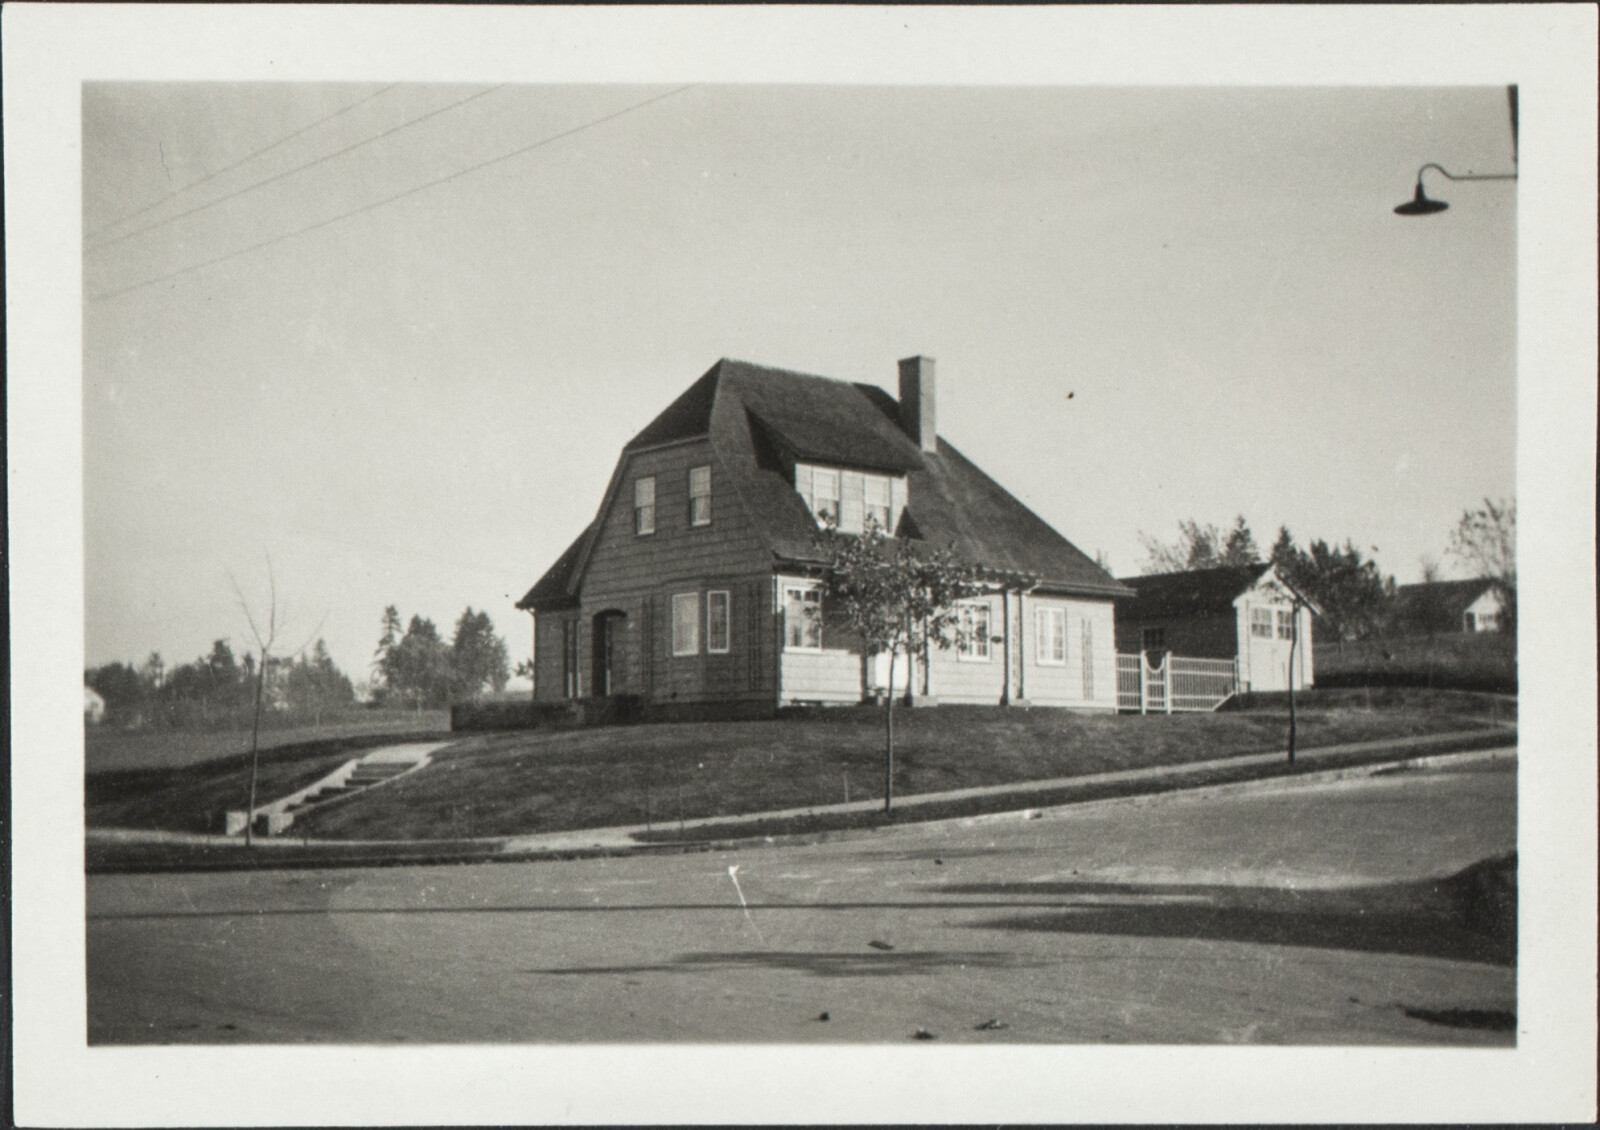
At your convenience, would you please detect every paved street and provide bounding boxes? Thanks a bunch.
[87,755,1516,1045]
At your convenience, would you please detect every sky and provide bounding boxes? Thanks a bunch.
[82,83,1518,686]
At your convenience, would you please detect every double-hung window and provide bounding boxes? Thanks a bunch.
[795,463,896,535]
[783,585,823,650]
[1036,607,1066,665]
[689,465,712,526]
[1276,609,1295,640]
[672,592,700,656]
[634,477,656,535]
[864,475,892,534]
[1141,627,1165,650]
[1250,607,1274,638]
[706,590,730,654]
[958,601,992,661]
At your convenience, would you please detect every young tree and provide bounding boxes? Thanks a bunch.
[450,608,511,702]
[821,524,980,811]
[231,556,324,845]
[1449,497,1516,631]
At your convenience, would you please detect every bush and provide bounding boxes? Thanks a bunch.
[1313,632,1516,694]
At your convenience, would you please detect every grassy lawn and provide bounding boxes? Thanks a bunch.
[85,710,451,772]
[274,689,1508,842]
[86,731,456,834]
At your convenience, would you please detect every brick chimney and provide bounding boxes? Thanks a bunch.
[898,355,938,452]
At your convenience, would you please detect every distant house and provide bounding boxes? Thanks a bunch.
[518,356,1130,717]
[1113,563,1315,692]
[84,685,106,725]
[1393,579,1507,635]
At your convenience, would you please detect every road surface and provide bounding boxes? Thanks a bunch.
[87,755,1516,1044]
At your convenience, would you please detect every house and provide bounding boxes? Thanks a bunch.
[84,685,106,725]
[1392,579,1507,635]
[1113,563,1315,691]
[517,356,1131,718]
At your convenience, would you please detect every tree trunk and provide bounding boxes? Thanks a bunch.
[884,649,896,812]
[1286,606,1298,764]
[244,657,267,846]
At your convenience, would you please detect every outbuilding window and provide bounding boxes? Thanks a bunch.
[634,477,655,535]
[672,592,699,656]
[1250,607,1274,638]
[1276,609,1295,640]
[689,465,712,526]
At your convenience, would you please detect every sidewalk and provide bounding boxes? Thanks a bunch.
[86,726,1514,872]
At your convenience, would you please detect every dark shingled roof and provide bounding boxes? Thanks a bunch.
[517,522,593,610]
[1393,579,1498,630]
[1115,564,1275,620]
[521,357,1129,609]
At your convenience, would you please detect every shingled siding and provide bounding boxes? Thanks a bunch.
[536,438,775,706]
[1114,611,1239,661]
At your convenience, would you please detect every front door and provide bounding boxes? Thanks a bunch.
[592,611,624,696]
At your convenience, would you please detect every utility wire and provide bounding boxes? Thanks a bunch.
[89,84,695,304]
[88,85,503,254]
[86,84,399,242]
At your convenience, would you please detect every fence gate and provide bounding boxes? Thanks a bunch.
[1143,652,1168,712]
[1116,651,1239,714]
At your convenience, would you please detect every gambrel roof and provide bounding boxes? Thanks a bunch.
[520,358,1129,610]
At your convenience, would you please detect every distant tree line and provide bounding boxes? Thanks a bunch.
[1136,498,1516,642]
[87,603,517,729]
[86,638,354,731]
[370,605,510,710]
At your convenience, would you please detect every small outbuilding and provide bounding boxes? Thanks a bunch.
[1114,563,1315,692]
[84,685,106,725]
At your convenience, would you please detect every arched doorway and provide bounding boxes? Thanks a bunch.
[592,610,626,697]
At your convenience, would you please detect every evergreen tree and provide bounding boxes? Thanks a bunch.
[450,608,511,702]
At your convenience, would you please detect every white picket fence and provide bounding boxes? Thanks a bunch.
[1116,651,1239,714]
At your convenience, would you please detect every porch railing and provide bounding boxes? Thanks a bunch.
[1116,651,1239,713]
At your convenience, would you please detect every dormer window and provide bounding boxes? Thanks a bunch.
[795,463,904,535]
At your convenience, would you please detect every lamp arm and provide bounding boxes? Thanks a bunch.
[1417,163,1518,185]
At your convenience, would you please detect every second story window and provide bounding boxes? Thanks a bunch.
[634,477,655,535]
[795,463,898,535]
[689,465,712,526]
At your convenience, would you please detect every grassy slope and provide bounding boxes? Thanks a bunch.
[86,710,451,772]
[282,689,1507,841]
[86,732,453,834]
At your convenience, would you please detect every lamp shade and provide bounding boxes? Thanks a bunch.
[1395,182,1449,216]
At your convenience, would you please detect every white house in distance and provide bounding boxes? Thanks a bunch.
[1113,563,1315,692]
[1393,579,1507,634]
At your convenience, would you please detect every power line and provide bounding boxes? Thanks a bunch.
[89,84,696,304]
[87,85,503,254]
[86,84,399,241]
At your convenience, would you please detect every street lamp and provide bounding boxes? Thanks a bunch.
[1394,163,1517,216]
[1394,84,1518,217]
